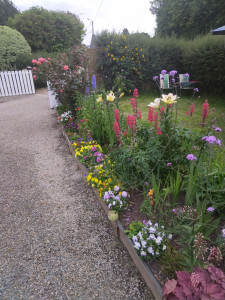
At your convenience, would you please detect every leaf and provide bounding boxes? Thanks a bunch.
[201,283,225,300]
[208,266,225,289]
[163,279,177,295]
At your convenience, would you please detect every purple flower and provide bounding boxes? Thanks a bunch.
[167,162,172,166]
[183,73,190,78]
[97,157,102,163]
[186,154,197,161]
[92,74,96,90]
[169,70,177,77]
[216,139,221,146]
[207,207,215,212]
[83,156,87,160]
[91,146,97,151]
[86,86,90,95]
[172,209,177,213]
[172,78,175,83]
[145,182,148,185]
[114,186,120,192]
[214,127,222,132]
[222,229,225,238]
[93,151,99,157]
[121,191,128,198]
[161,70,167,75]
[194,88,199,93]
[153,76,158,81]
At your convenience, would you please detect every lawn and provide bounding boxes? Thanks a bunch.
[119,89,225,144]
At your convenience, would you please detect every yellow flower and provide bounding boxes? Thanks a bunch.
[110,41,113,44]
[96,95,103,103]
[111,54,113,57]
[108,53,110,56]
[113,57,115,60]
[87,174,92,181]
[125,46,127,48]
[107,91,115,102]
[161,93,179,105]
[119,92,125,98]
[95,178,98,183]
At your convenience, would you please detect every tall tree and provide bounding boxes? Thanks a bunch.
[0,0,19,25]
[7,6,85,52]
[150,0,225,39]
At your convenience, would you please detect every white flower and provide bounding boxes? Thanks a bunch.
[148,97,161,108]
[141,240,147,248]
[132,236,138,243]
[149,227,156,233]
[163,245,167,251]
[168,234,173,240]
[156,237,162,245]
[147,247,154,255]
[134,242,141,250]
[148,234,156,240]
[141,251,147,256]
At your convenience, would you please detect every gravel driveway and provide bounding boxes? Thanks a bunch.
[0,91,154,300]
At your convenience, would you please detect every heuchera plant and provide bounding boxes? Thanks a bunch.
[163,266,225,299]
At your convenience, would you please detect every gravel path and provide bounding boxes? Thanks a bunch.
[0,92,154,300]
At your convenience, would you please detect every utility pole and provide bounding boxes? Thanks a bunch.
[87,18,95,48]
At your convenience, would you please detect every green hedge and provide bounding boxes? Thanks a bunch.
[94,32,225,95]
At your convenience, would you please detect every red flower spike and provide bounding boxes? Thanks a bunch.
[148,107,154,123]
[114,108,120,123]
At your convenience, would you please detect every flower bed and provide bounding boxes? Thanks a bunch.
[33,53,225,299]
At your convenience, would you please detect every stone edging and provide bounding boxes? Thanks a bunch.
[60,124,163,300]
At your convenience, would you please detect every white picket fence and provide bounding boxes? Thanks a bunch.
[0,70,35,97]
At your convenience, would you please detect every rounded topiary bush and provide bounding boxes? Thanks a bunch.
[0,25,31,70]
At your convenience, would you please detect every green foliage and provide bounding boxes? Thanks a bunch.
[7,6,85,52]
[150,0,225,39]
[0,0,19,25]
[0,25,31,70]
[94,31,147,91]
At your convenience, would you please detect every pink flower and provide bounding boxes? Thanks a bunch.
[60,89,63,93]
[130,98,137,113]
[38,57,46,63]
[156,126,162,135]
[133,88,139,98]
[202,99,209,125]
[124,130,129,136]
[64,65,69,71]
[33,75,37,80]
[32,59,37,64]
[160,106,165,114]
[33,67,36,71]
[113,121,121,138]
[37,61,41,65]
[114,108,120,123]
[127,115,135,131]
[190,103,195,116]
[148,107,154,123]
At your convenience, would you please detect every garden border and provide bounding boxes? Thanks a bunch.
[60,119,163,300]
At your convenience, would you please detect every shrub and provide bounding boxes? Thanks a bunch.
[0,25,31,70]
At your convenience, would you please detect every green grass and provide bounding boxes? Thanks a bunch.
[118,89,225,144]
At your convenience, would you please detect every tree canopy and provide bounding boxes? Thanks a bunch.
[0,0,19,25]
[150,0,225,39]
[7,6,85,52]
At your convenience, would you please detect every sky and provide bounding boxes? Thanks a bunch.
[12,0,156,45]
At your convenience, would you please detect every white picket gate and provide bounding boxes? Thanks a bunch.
[0,70,35,97]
